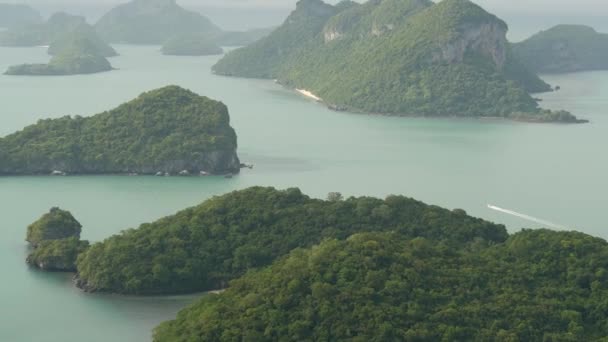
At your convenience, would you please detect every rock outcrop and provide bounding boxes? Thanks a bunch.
[26,208,82,247]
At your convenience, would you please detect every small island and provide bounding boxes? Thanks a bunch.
[95,0,221,44]
[512,24,608,74]
[48,23,117,57]
[161,33,223,56]
[25,208,89,272]
[5,34,113,76]
[213,0,586,123]
[0,85,240,176]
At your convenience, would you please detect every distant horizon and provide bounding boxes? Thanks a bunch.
[3,0,607,40]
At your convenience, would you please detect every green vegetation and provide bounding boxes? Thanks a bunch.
[0,12,86,47]
[213,0,343,78]
[513,25,608,74]
[161,33,223,56]
[26,207,82,247]
[155,229,608,341]
[94,0,221,44]
[0,86,240,175]
[0,4,42,29]
[214,0,584,122]
[75,187,506,295]
[5,33,114,75]
[27,237,90,272]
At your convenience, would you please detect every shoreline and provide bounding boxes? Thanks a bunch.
[295,88,322,102]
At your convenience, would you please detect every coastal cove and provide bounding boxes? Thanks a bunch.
[0,45,607,341]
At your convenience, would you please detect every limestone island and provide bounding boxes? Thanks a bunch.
[26,208,89,272]
[0,85,241,176]
[4,34,114,76]
[213,0,587,123]
[0,4,42,29]
[512,25,608,74]
[95,0,221,45]
[161,33,223,56]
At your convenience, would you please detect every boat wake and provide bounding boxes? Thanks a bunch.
[487,204,567,230]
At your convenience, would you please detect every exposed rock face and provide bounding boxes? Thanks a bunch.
[433,22,507,69]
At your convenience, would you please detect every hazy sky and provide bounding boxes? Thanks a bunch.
[8,0,608,14]
[6,0,607,38]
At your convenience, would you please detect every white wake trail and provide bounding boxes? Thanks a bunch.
[487,205,568,230]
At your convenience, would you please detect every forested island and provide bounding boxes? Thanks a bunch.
[0,4,42,29]
[154,228,608,341]
[0,86,240,175]
[74,187,507,294]
[95,0,221,44]
[213,0,586,123]
[4,34,114,76]
[161,33,223,56]
[35,185,605,340]
[513,25,608,74]
[25,208,89,272]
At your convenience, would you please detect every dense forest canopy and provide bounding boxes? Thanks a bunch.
[155,229,608,341]
[0,86,240,175]
[512,25,608,73]
[75,186,506,295]
[213,0,584,122]
[26,207,82,247]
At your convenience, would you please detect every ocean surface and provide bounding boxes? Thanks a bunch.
[0,45,606,341]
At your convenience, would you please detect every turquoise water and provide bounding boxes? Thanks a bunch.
[0,45,606,341]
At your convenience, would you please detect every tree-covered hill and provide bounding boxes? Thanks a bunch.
[94,0,221,44]
[214,0,585,123]
[4,33,114,76]
[48,23,117,57]
[154,229,608,341]
[512,25,608,74]
[213,0,347,78]
[0,86,240,175]
[75,187,507,295]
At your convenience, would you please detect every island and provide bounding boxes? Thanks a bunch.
[27,237,90,272]
[512,24,608,74]
[161,33,223,56]
[0,4,42,29]
[213,0,586,123]
[48,23,117,57]
[0,85,240,176]
[74,187,506,294]
[153,228,608,341]
[5,34,114,75]
[26,207,82,247]
[94,0,221,45]
[0,12,87,47]
[25,208,89,272]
